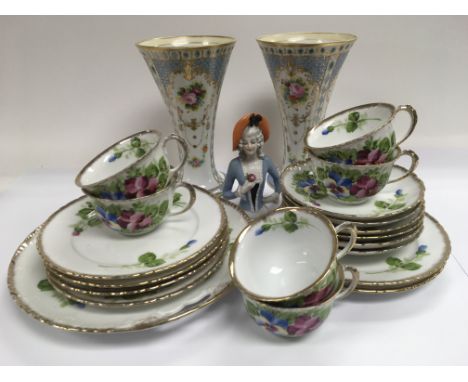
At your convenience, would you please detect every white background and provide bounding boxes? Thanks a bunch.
[1,16,468,365]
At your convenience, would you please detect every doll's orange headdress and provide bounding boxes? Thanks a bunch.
[232,113,270,151]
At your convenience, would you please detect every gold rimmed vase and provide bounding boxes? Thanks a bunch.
[257,32,357,169]
[137,35,236,191]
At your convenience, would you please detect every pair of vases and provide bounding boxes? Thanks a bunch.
[136,32,357,191]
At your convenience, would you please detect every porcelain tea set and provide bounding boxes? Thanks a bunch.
[8,32,451,338]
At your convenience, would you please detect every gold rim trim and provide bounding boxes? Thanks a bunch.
[353,264,446,294]
[304,102,401,152]
[46,244,227,309]
[136,35,236,51]
[47,238,228,299]
[256,32,357,47]
[46,233,226,289]
[37,187,228,281]
[342,223,423,250]
[229,206,351,303]
[351,212,451,288]
[280,161,425,222]
[75,130,162,189]
[7,228,234,332]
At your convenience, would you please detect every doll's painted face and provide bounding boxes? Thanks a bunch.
[239,127,263,158]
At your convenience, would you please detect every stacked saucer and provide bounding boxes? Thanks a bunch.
[281,160,451,293]
[36,186,229,308]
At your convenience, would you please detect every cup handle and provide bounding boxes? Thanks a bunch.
[393,105,418,146]
[335,222,357,260]
[387,149,419,184]
[334,266,359,301]
[168,183,196,216]
[162,134,188,181]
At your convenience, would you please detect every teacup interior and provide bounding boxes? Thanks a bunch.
[137,35,235,49]
[306,104,394,148]
[234,210,334,299]
[79,131,160,186]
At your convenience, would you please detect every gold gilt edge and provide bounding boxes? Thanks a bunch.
[136,35,236,51]
[45,248,227,309]
[45,230,227,289]
[36,187,228,281]
[7,227,235,333]
[341,223,424,250]
[351,212,451,288]
[353,265,446,294]
[46,240,227,298]
[280,161,426,222]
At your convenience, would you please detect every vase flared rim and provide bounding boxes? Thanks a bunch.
[136,35,236,50]
[256,32,357,47]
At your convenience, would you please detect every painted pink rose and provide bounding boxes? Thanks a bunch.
[303,284,334,307]
[355,149,388,165]
[289,82,305,99]
[287,315,322,336]
[182,92,197,105]
[124,176,159,199]
[117,210,153,232]
[350,175,379,197]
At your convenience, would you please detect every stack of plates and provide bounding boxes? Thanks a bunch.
[8,187,250,332]
[281,161,451,293]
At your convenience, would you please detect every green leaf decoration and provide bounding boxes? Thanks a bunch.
[114,152,122,159]
[390,132,396,146]
[159,173,168,187]
[37,279,54,292]
[144,258,166,267]
[261,224,272,232]
[388,203,405,210]
[159,200,169,216]
[159,157,168,172]
[284,223,299,233]
[173,192,182,204]
[144,163,159,178]
[346,121,358,132]
[138,252,156,264]
[135,148,146,157]
[349,111,360,122]
[378,137,391,153]
[87,217,101,227]
[284,211,297,223]
[386,257,403,267]
[77,208,94,219]
[245,300,259,316]
[131,137,141,148]
[375,201,390,209]
[401,262,422,271]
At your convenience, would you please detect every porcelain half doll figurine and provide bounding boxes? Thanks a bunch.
[222,113,281,218]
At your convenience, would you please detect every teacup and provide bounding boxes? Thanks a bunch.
[85,179,196,236]
[305,103,417,164]
[308,147,419,204]
[75,130,188,200]
[242,265,359,338]
[229,207,357,304]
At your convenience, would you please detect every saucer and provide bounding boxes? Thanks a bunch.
[7,199,250,333]
[281,161,425,221]
[340,213,450,293]
[38,187,227,280]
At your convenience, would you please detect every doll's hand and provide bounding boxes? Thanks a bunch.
[235,182,256,197]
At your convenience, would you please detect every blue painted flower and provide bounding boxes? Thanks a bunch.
[95,205,118,222]
[255,227,265,236]
[180,239,198,250]
[256,309,288,333]
[395,189,404,197]
[418,244,427,253]
[297,178,315,188]
[108,154,117,162]
[324,171,353,198]
[321,129,330,135]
